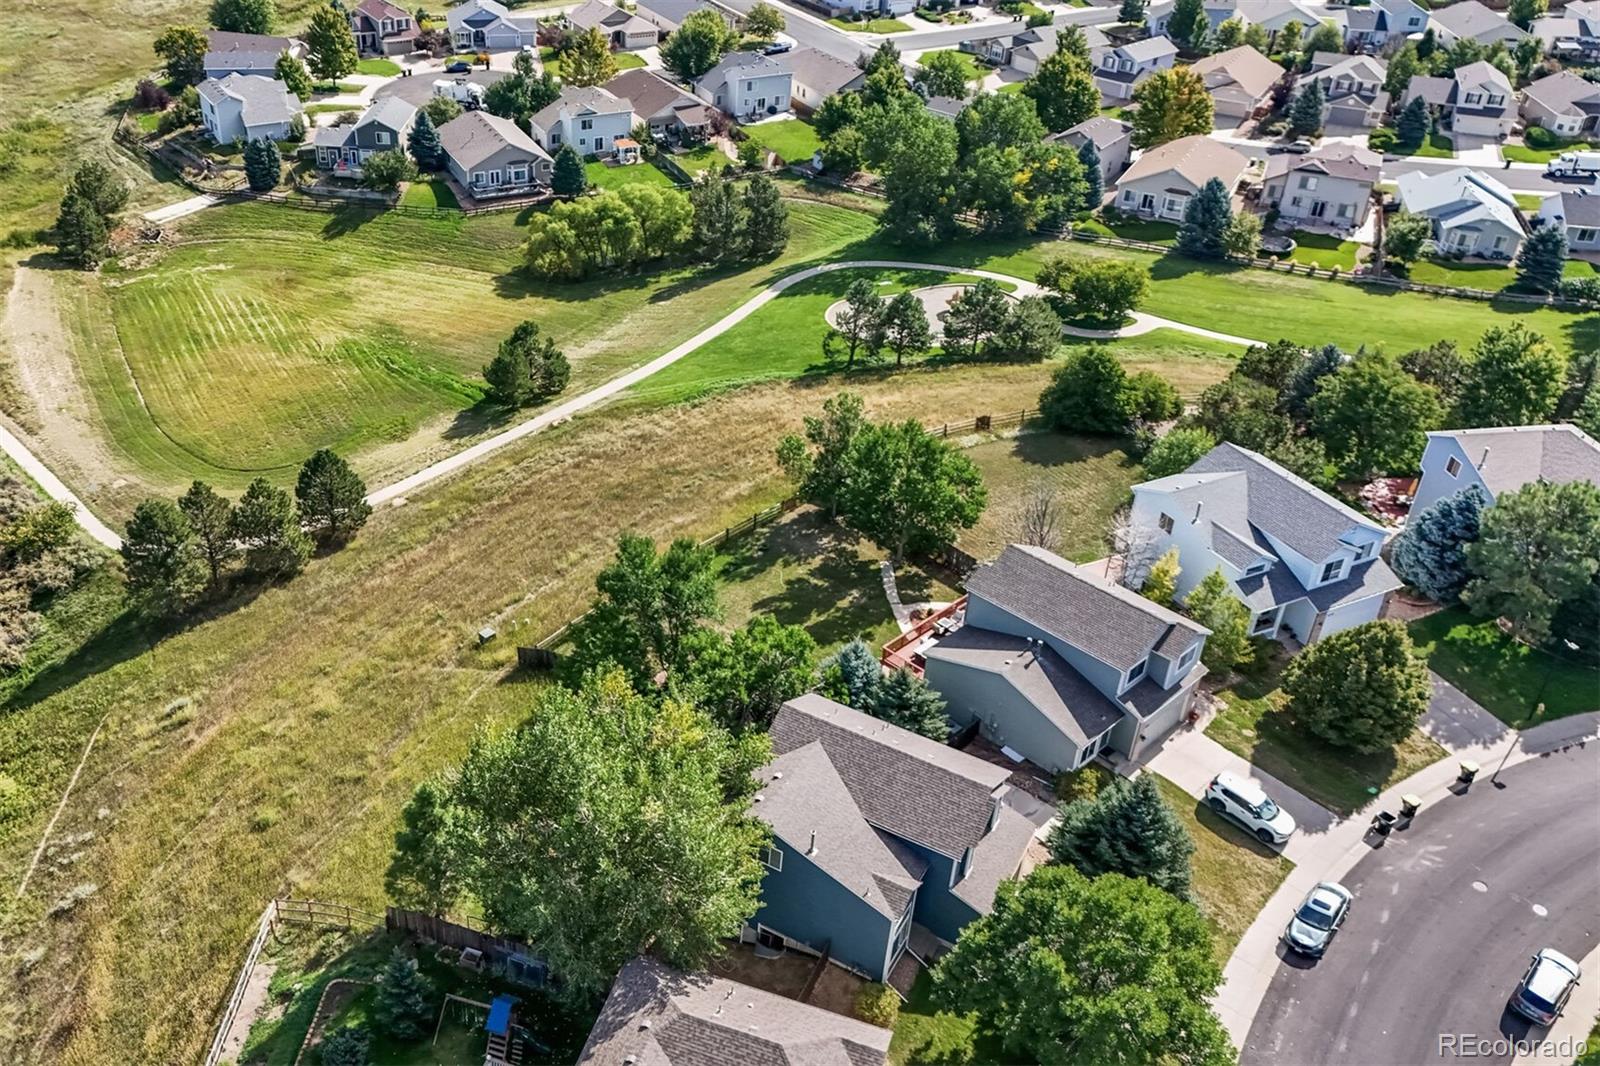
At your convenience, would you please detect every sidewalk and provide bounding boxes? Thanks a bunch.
[1214,709,1600,1048]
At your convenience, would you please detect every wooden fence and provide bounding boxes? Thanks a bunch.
[203,900,278,1066]
[274,897,385,932]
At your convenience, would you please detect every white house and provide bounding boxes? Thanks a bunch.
[1089,36,1179,102]
[1113,135,1249,221]
[1429,0,1527,48]
[1520,71,1600,138]
[1339,0,1429,49]
[528,86,635,156]
[196,73,302,144]
[446,0,539,50]
[1130,443,1402,644]
[1261,143,1381,229]
[1537,189,1600,254]
[1394,166,1525,258]
[692,51,792,119]
[1403,60,1515,140]
[1411,425,1600,515]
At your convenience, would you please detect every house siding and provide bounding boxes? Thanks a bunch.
[1320,590,1387,638]
[923,655,1097,773]
[1263,170,1373,227]
[1412,436,1493,513]
[900,843,982,946]
[752,843,896,980]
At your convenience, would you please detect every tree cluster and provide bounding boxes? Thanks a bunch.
[0,479,98,672]
[483,48,559,125]
[482,319,570,408]
[776,392,988,561]
[120,451,370,615]
[1037,254,1150,325]
[819,638,951,739]
[1039,346,1181,435]
[54,161,129,269]
[689,170,790,263]
[662,9,739,81]
[523,185,692,278]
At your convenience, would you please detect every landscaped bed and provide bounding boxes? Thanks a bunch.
[1408,607,1598,726]
[1204,646,1447,814]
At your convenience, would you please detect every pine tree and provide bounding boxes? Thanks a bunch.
[867,667,951,740]
[375,949,435,1043]
[742,174,789,259]
[1288,79,1323,137]
[243,138,281,191]
[1168,0,1207,48]
[1391,485,1486,603]
[1177,177,1232,260]
[230,477,311,578]
[295,449,372,546]
[1048,774,1195,897]
[1515,225,1567,294]
[483,320,569,407]
[825,638,884,708]
[121,499,204,614]
[1119,0,1147,21]
[1077,139,1102,207]
[1142,547,1181,606]
[318,1025,370,1066]
[178,480,237,588]
[1397,94,1430,147]
[53,190,109,269]
[689,169,745,263]
[551,143,587,196]
[408,109,444,171]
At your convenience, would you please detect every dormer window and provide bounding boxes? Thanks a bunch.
[1103,55,1117,69]
[1320,560,1345,583]
[1127,659,1146,686]
[1245,561,1268,576]
[1177,645,1196,671]
[1463,92,1482,105]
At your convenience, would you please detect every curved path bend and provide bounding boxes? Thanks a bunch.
[367,260,1263,506]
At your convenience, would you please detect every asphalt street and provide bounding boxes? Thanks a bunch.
[1243,743,1600,1066]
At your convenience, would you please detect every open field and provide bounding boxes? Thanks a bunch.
[1409,608,1598,725]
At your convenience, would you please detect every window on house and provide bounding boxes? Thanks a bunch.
[1253,612,1277,634]
[1320,560,1345,583]
[1579,228,1597,243]
[1337,202,1352,218]
[1103,55,1117,69]
[1445,455,1462,477]
[580,118,592,130]
[1492,235,1508,251]
[758,845,783,871]
[745,80,754,90]
[1126,659,1146,686]
[1158,512,1174,534]
[1463,92,1481,105]
[1178,645,1196,670]
[1290,195,1303,207]
[1487,93,1504,106]
[472,170,486,185]
[376,131,390,145]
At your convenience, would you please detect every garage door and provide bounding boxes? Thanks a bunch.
[1319,592,1386,639]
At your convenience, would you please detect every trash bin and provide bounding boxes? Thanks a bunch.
[1458,760,1480,785]
[1371,811,1398,835]
[1400,794,1422,818]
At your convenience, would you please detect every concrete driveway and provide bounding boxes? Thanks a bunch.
[1242,742,1600,1066]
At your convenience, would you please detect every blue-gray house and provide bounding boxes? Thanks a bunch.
[1410,424,1600,516]
[744,694,1052,982]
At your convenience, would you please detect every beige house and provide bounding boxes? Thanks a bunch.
[1261,144,1381,230]
[1302,53,1389,129]
[1521,71,1600,138]
[1114,135,1250,221]
[1188,45,1285,121]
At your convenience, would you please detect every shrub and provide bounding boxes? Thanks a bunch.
[134,79,171,110]
[319,1025,370,1066]
[855,982,901,1027]
[1367,126,1396,152]
[1524,124,1563,149]
[737,138,764,169]
[1561,276,1600,303]
[1283,620,1431,753]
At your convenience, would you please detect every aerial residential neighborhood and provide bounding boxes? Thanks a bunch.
[1,0,1598,1062]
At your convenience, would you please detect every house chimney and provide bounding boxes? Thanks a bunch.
[1479,446,1491,469]
[808,830,817,855]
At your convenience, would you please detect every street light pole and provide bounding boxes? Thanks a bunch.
[1493,638,1580,788]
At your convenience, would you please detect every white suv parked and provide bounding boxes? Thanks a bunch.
[1204,771,1297,845]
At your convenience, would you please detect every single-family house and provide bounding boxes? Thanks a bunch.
[832,0,917,16]
[786,46,866,112]
[1339,0,1428,50]
[312,96,417,178]
[1376,0,1430,39]
[1532,0,1600,60]
[1302,53,1389,129]
[348,0,419,55]
[438,109,554,196]
[692,51,793,119]
[1403,60,1515,139]
[1429,0,1527,48]
[924,94,965,121]
[1207,0,1325,43]
[579,957,892,1066]
[918,545,1212,772]
[1089,36,1179,102]
[1188,45,1285,121]
[1537,189,1600,254]
[529,86,635,156]
[1049,115,1134,185]
[1131,443,1403,644]
[1394,166,1525,257]
[1521,71,1600,138]
[1113,134,1249,221]
[635,0,741,40]
[1260,143,1381,228]
[604,68,713,143]
[746,694,1053,977]
[568,0,659,50]
[1411,425,1600,515]
[980,24,1109,76]
[196,73,302,144]
[202,30,305,80]
[447,0,540,50]
[1147,0,1176,35]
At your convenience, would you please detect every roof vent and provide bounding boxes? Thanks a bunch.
[808,830,817,855]
[640,1021,652,1031]
[1193,501,1204,523]
[1479,446,1491,469]
[771,771,783,780]
[754,793,764,803]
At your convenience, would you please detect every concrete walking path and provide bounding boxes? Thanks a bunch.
[367,260,1261,507]
[142,193,221,224]
[0,418,122,550]
[1063,310,1264,347]
[1215,706,1600,1049]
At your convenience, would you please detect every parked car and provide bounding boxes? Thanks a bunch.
[1510,949,1583,1026]
[1283,882,1352,957]
[1205,771,1297,844]
[445,60,472,74]
[763,40,793,54]
[1286,138,1313,154]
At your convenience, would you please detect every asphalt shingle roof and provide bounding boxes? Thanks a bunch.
[1427,425,1600,496]
[578,957,892,1066]
[437,109,550,169]
[1119,134,1249,193]
[964,544,1207,670]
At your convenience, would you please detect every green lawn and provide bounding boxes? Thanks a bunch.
[542,50,645,79]
[1287,230,1359,271]
[311,81,363,94]
[304,103,363,116]
[1076,216,1180,246]
[1408,608,1599,726]
[1406,256,1515,290]
[133,109,162,133]
[355,58,402,76]
[667,143,731,176]
[1153,775,1295,965]
[584,159,677,189]
[1502,140,1593,164]
[889,970,1010,1066]
[399,177,459,209]
[917,49,983,82]
[1204,646,1448,814]
[1514,192,1549,213]
[997,80,1027,93]
[742,118,823,164]
[714,507,958,655]
[1387,131,1454,158]
[828,15,912,31]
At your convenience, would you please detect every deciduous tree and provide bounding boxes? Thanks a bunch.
[1190,375,1290,451]
[154,25,208,85]
[1284,621,1431,752]
[1132,66,1214,148]
[562,26,617,86]
[662,9,737,80]
[275,51,313,99]
[210,0,275,34]
[839,420,987,561]
[744,1,785,39]
[1391,484,1486,603]
[1309,350,1442,478]
[678,615,818,732]
[1463,480,1600,644]
[1049,773,1195,896]
[879,109,960,244]
[917,50,972,100]
[305,4,359,81]
[1186,568,1254,672]
[1040,346,1130,433]
[1038,255,1149,324]
[1142,426,1216,478]
[384,777,461,915]
[1125,370,1182,423]
[776,391,867,519]
[1455,323,1566,428]
[1024,50,1099,132]
[1143,546,1182,606]
[1222,210,1262,259]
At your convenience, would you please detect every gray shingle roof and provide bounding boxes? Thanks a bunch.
[922,627,1125,747]
[965,544,1207,671]
[438,109,550,169]
[785,46,864,97]
[949,804,1038,913]
[1523,70,1600,116]
[1427,424,1600,496]
[358,95,417,133]
[1052,115,1132,150]
[768,694,1009,859]
[579,957,892,1066]
[1210,521,1269,569]
[1181,442,1384,562]
[197,73,300,129]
